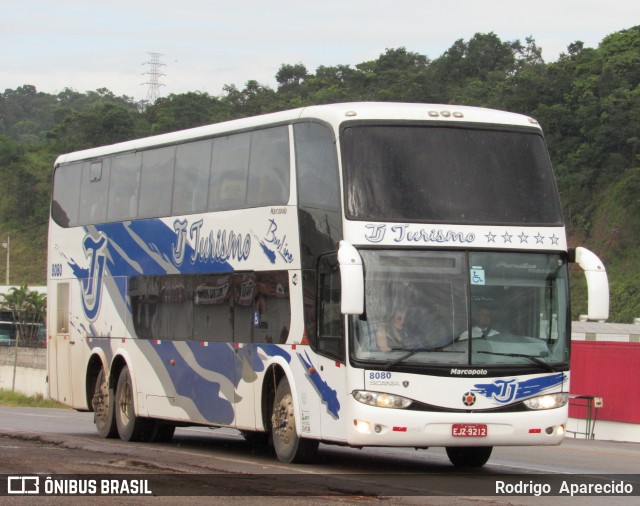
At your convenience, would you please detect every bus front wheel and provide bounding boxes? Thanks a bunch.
[445,446,493,467]
[271,377,318,463]
[92,367,117,438]
[115,365,153,442]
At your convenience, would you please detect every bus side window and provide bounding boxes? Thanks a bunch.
[79,161,110,225]
[214,175,246,210]
[52,163,82,227]
[294,122,340,211]
[193,274,233,342]
[107,152,142,223]
[209,133,250,211]
[250,271,291,344]
[317,254,345,362]
[138,146,175,219]
[247,126,290,207]
[173,140,212,216]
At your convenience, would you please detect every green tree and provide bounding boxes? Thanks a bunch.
[428,32,520,103]
[0,285,46,340]
[0,285,47,389]
[47,102,138,151]
[0,85,58,142]
[355,47,432,102]
[276,63,309,102]
[301,64,360,103]
[145,91,225,134]
[222,80,278,117]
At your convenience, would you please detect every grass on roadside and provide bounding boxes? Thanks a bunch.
[0,389,67,408]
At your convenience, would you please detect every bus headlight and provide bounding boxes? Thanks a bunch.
[353,390,413,409]
[524,393,569,410]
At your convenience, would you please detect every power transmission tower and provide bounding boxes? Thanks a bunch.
[142,52,166,104]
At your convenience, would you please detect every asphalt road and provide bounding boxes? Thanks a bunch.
[0,406,638,505]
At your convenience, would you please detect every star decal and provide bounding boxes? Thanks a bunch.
[485,232,496,243]
[550,234,559,245]
[501,231,513,243]
[518,232,529,244]
[534,233,545,244]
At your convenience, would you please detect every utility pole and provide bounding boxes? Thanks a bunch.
[1,235,8,285]
[142,52,166,104]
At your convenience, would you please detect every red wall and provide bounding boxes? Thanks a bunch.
[569,341,640,423]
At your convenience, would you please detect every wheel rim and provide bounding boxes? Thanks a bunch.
[93,374,109,422]
[119,376,133,424]
[272,393,295,445]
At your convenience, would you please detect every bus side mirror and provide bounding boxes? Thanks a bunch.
[570,247,609,321]
[338,241,364,315]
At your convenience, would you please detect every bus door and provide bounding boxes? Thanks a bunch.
[314,255,348,441]
[233,273,259,430]
[233,271,295,432]
[50,282,74,404]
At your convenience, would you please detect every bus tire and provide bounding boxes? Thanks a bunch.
[445,446,493,467]
[93,367,118,438]
[271,377,318,463]
[115,365,153,442]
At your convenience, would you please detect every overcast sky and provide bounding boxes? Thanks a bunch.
[2,0,638,102]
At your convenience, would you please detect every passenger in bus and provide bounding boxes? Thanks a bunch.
[459,305,500,340]
[376,308,408,351]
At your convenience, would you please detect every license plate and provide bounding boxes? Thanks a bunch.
[452,423,487,437]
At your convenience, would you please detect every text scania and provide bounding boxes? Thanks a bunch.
[172,218,251,266]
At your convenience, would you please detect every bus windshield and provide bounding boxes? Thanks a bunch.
[351,250,569,370]
[342,124,563,225]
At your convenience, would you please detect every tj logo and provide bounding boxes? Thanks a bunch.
[479,379,518,403]
[364,224,386,243]
[472,373,566,405]
[74,233,107,321]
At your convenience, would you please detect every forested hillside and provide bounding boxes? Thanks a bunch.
[1,27,638,321]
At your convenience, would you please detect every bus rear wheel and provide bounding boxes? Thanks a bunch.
[92,367,117,438]
[271,377,318,463]
[445,446,493,467]
[115,365,153,442]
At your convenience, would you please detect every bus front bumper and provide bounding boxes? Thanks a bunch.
[346,402,568,447]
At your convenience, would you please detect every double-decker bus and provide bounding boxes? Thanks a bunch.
[47,102,609,467]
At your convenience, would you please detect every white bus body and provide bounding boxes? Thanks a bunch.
[47,103,608,466]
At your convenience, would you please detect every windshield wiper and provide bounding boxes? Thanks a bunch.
[478,351,557,372]
[384,346,443,370]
